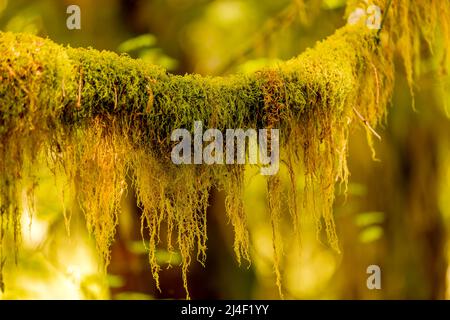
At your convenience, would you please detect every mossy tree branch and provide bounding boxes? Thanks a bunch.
[1,26,382,147]
[0,25,389,298]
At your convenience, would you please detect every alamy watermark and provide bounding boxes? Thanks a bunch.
[66,5,81,30]
[366,264,381,290]
[171,121,279,175]
[348,1,382,30]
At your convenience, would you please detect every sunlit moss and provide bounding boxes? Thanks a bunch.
[346,0,450,109]
[388,0,450,106]
[0,26,392,298]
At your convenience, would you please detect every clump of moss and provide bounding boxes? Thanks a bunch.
[0,32,76,268]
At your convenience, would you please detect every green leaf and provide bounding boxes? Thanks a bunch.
[347,182,367,196]
[359,226,383,243]
[127,241,182,265]
[354,211,384,227]
[107,274,125,288]
[118,34,157,53]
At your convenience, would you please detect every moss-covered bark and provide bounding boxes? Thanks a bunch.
[0,24,391,297]
[1,26,383,147]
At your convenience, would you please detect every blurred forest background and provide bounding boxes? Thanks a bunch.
[0,0,450,299]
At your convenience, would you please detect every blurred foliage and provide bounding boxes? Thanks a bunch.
[118,34,178,70]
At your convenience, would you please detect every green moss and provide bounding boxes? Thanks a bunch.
[0,25,386,298]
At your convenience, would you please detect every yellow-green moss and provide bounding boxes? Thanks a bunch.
[0,25,390,298]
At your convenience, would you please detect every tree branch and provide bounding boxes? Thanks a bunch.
[0,26,381,153]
